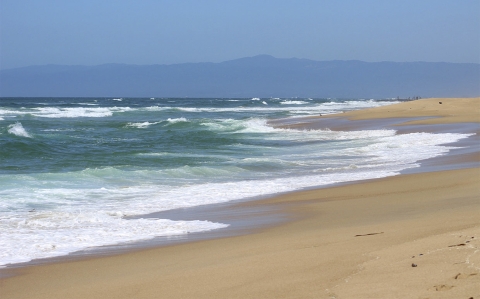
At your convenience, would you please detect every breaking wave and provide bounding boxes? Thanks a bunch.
[7,122,31,138]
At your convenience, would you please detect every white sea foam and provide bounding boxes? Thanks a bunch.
[235,118,398,141]
[0,109,15,118]
[167,117,188,123]
[197,118,401,145]
[0,211,227,266]
[7,122,31,138]
[0,128,472,267]
[320,100,389,111]
[42,128,76,132]
[0,100,396,120]
[158,100,397,115]
[33,107,132,118]
[0,98,472,268]
[126,121,162,128]
[126,118,188,128]
[0,107,132,118]
[145,106,170,111]
[200,118,247,132]
[280,100,308,105]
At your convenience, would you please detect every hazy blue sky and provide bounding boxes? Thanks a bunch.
[1,0,479,69]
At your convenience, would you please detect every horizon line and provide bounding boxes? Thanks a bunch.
[2,55,479,71]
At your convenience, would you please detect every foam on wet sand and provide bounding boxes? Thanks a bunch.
[1,97,479,299]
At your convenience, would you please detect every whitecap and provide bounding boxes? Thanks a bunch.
[280,100,308,105]
[141,100,398,116]
[145,106,169,111]
[166,117,188,123]
[7,122,31,138]
[126,121,161,129]
[31,107,131,118]
[77,103,99,106]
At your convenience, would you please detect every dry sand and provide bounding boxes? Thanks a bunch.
[1,98,479,299]
[332,97,480,125]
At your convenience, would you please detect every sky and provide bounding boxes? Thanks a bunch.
[1,0,479,70]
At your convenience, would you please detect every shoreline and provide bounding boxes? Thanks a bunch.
[2,112,477,271]
[2,97,479,298]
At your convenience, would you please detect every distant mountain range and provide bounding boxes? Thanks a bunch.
[1,55,478,98]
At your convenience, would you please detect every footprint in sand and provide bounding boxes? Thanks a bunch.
[454,272,478,280]
[430,284,455,291]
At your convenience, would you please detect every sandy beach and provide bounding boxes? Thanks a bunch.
[1,97,479,299]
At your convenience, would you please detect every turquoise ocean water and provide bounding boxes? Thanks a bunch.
[0,97,472,267]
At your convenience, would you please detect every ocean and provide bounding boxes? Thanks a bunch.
[0,97,472,267]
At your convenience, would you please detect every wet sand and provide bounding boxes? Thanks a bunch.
[1,97,479,299]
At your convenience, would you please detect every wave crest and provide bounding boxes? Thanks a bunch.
[8,122,31,138]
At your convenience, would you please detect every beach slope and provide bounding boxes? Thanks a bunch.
[2,98,479,299]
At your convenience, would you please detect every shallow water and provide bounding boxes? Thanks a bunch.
[0,97,473,267]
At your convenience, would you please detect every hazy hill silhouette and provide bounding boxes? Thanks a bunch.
[1,55,478,98]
